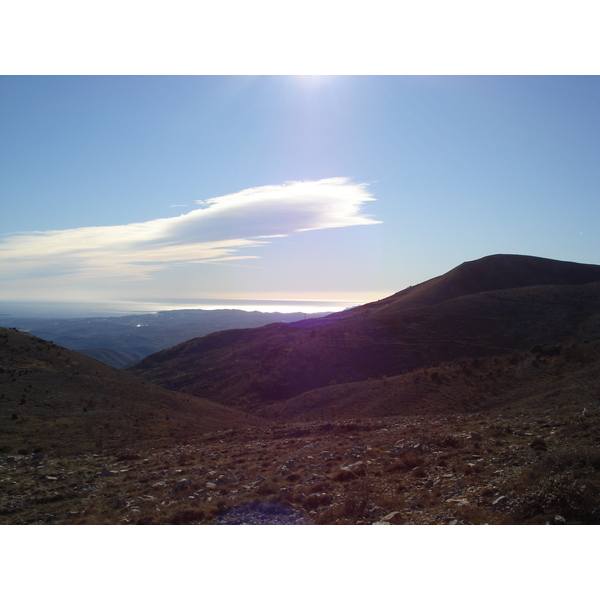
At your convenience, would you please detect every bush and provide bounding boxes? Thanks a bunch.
[256,480,279,495]
[302,493,333,510]
[509,471,600,523]
[169,509,205,524]
[386,451,426,472]
[332,468,358,482]
[439,434,463,448]
[548,448,600,472]
[116,453,141,461]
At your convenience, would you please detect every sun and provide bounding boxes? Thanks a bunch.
[296,74,333,89]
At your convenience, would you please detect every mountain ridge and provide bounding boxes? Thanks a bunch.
[4,254,600,525]
[129,254,600,414]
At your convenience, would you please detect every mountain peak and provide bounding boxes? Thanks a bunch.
[367,254,600,316]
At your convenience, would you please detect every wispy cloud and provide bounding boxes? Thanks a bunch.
[0,178,381,286]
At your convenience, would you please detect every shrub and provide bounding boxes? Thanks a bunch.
[117,453,141,461]
[256,480,279,495]
[548,448,600,472]
[318,422,333,432]
[302,493,333,510]
[439,434,463,448]
[386,451,426,472]
[508,471,600,523]
[169,509,205,524]
[332,468,358,482]
[412,465,428,478]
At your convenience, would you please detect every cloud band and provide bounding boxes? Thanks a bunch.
[0,178,381,284]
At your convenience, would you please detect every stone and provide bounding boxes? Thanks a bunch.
[217,474,237,484]
[450,481,464,493]
[342,460,364,471]
[112,497,125,509]
[446,498,469,506]
[280,459,295,476]
[172,478,193,492]
[529,439,548,451]
[470,432,483,442]
[553,515,567,525]
[381,511,401,522]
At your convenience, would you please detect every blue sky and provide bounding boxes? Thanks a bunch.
[1,75,600,312]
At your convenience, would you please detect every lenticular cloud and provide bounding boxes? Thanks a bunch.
[0,178,381,283]
[163,177,380,244]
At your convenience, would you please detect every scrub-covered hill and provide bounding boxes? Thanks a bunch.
[0,327,265,455]
[129,255,600,415]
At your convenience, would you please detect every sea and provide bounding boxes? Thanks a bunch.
[0,299,360,319]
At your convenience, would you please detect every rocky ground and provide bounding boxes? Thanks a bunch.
[2,393,599,525]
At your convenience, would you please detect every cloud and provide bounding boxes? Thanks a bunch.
[0,178,381,286]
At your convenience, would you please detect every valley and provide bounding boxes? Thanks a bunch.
[0,309,331,369]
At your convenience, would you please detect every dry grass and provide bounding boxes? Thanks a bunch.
[3,391,599,525]
[3,323,600,525]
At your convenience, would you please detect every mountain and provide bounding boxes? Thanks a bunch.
[0,309,332,369]
[0,327,265,455]
[4,254,600,526]
[129,255,600,414]
[362,253,600,313]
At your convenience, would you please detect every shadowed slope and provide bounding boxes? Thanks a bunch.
[264,339,600,421]
[0,327,265,454]
[129,255,600,414]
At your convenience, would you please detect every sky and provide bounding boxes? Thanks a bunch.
[1,75,600,314]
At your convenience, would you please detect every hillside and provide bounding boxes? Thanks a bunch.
[360,253,600,314]
[3,254,600,525]
[0,327,265,455]
[129,255,600,414]
[264,339,600,421]
[3,340,600,525]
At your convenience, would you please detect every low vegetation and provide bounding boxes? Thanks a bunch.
[2,255,600,524]
[2,394,599,525]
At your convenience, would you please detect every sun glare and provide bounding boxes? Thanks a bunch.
[296,75,331,88]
